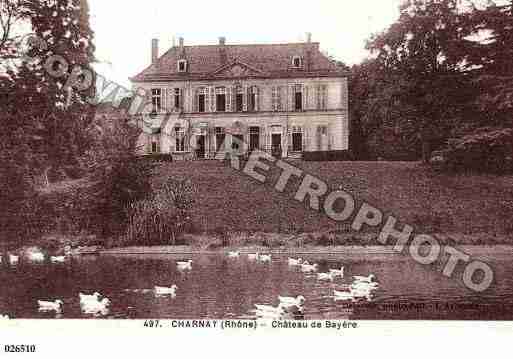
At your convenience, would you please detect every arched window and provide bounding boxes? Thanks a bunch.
[292,56,302,68]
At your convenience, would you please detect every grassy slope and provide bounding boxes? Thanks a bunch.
[153,161,513,235]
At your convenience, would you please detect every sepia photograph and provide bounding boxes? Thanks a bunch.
[1,0,513,353]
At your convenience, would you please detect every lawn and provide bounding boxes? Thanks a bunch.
[152,160,513,236]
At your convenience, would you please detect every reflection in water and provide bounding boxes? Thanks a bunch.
[0,252,511,320]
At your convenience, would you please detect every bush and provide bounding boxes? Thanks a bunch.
[141,154,173,162]
[122,179,196,247]
[439,127,513,173]
[79,117,154,237]
[303,151,354,162]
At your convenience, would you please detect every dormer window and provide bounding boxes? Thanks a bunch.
[177,59,187,72]
[292,56,302,68]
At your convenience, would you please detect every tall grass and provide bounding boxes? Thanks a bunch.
[121,179,196,247]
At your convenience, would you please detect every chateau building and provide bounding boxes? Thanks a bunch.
[130,35,349,159]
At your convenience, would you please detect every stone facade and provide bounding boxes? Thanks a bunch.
[131,36,349,159]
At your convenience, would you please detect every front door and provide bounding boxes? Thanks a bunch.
[196,135,206,159]
[271,133,282,158]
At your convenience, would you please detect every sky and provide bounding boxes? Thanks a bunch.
[89,0,403,87]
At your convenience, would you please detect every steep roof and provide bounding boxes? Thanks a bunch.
[131,42,346,82]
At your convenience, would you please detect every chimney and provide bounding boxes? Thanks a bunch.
[179,37,184,48]
[306,32,312,43]
[151,38,159,64]
[218,36,227,64]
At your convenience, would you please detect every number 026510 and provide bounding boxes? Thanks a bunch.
[4,345,36,353]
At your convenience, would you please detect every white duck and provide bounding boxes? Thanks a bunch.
[254,304,284,318]
[79,292,102,304]
[50,256,66,263]
[258,254,272,263]
[329,266,344,277]
[38,299,63,312]
[353,274,377,283]
[80,298,111,313]
[247,253,259,260]
[227,251,240,258]
[333,289,355,301]
[278,295,305,307]
[317,272,335,281]
[8,255,19,265]
[28,252,45,262]
[154,285,178,296]
[301,263,319,273]
[288,258,303,266]
[177,260,192,271]
[0,314,9,320]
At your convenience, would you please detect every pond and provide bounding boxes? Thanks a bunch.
[1,252,512,320]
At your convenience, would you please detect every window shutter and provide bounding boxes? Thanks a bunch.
[210,86,215,112]
[255,86,259,112]
[287,127,292,153]
[243,86,247,111]
[226,87,232,112]
[179,88,184,110]
[205,88,210,113]
[277,86,282,111]
[303,85,308,111]
[193,89,198,112]
[289,84,294,111]
[232,86,237,111]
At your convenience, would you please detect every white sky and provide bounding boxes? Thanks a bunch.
[89,0,403,87]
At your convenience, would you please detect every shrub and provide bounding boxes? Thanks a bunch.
[122,179,196,247]
[439,127,513,174]
[79,117,153,237]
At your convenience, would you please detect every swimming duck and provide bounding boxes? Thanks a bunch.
[329,266,344,277]
[254,304,284,318]
[80,298,111,313]
[227,251,240,258]
[38,299,63,312]
[258,254,272,263]
[50,256,66,263]
[333,289,355,301]
[176,260,192,271]
[247,253,259,260]
[301,263,319,273]
[317,272,335,281]
[154,285,178,296]
[0,314,9,320]
[79,292,102,304]
[288,258,303,266]
[353,274,377,283]
[28,252,45,262]
[278,295,305,307]
[8,255,19,265]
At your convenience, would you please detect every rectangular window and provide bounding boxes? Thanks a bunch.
[198,94,205,112]
[175,127,185,152]
[292,132,303,152]
[236,93,243,112]
[215,127,225,151]
[318,85,328,110]
[174,88,181,109]
[151,141,158,153]
[216,94,226,112]
[249,127,260,151]
[295,90,302,111]
[151,88,161,113]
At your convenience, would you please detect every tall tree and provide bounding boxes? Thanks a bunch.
[366,0,480,161]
